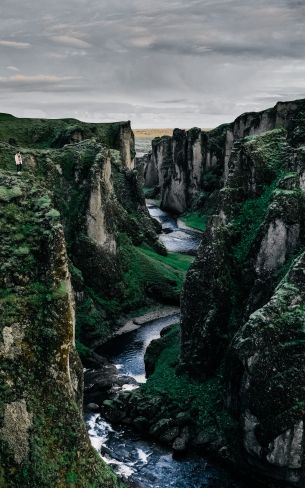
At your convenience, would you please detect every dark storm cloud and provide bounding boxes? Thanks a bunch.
[0,0,305,127]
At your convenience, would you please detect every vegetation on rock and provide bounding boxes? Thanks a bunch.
[0,171,124,487]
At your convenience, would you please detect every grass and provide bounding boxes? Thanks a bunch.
[141,326,237,437]
[136,244,193,293]
[0,112,126,150]
[180,211,207,231]
[120,239,193,306]
[143,187,154,195]
[0,185,23,202]
[139,244,193,272]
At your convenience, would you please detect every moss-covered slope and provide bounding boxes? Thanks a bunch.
[0,113,185,486]
[0,114,183,361]
[0,113,132,154]
[0,172,124,487]
[178,118,305,485]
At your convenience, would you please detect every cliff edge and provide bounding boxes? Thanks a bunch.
[0,171,124,487]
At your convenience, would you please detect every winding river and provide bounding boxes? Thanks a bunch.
[146,200,202,254]
[84,194,248,488]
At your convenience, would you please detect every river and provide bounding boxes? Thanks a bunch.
[84,142,247,487]
[85,312,247,488]
[146,199,201,254]
[85,208,248,487]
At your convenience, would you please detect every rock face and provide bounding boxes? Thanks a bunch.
[0,172,123,487]
[229,253,305,486]
[229,254,305,486]
[0,114,166,486]
[86,153,117,254]
[144,127,226,214]
[0,114,165,355]
[180,216,232,377]
[179,99,305,485]
[144,99,305,215]
[119,121,135,170]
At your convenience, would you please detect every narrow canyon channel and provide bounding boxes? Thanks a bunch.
[84,141,246,488]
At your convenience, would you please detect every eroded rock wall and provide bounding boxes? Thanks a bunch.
[0,114,160,485]
[144,99,305,215]
[0,172,123,487]
[229,253,305,486]
[179,101,305,485]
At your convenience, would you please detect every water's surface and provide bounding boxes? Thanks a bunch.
[86,412,244,488]
[101,313,180,384]
[86,313,245,488]
[146,200,201,254]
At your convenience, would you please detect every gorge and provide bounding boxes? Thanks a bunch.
[1,98,305,488]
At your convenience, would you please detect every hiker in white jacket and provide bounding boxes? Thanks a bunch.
[15,152,23,173]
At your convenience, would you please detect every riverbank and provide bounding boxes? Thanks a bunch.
[100,325,236,458]
[115,305,180,335]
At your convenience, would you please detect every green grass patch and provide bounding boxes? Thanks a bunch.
[120,239,191,308]
[139,244,193,273]
[135,244,193,295]
[180,211,207,231]
[142,326,237,436]
[143,186,153,196]
[0,113,127,150]
[0,185,22,202]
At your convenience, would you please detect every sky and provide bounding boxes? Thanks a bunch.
[0,0,305,128]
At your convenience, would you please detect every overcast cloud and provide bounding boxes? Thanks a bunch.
[0,0,304,128]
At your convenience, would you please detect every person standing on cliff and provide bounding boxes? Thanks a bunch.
[15,152,23,173]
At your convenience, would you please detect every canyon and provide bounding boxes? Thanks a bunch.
[1,98,305,487]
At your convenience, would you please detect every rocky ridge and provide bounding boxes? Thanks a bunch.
[179,100,305,486]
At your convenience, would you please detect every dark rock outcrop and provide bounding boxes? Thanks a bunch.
[178,99,305,485]
[229,253,305,487]
[179,216,232,377]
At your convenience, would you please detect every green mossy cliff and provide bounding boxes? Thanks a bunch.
[0,114,180,487]
[0,172,123,487]
[179,104,305,486]
[0,115,182,360]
